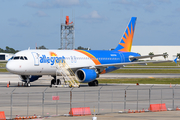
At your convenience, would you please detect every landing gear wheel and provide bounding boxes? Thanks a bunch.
[88,82,93,86]
[94,80,98,86]
[57,79,61,85]
[24,82,31,87]
[24,82,27,87]
[88,80,99,86]
[51,79,56,86]
[27,82,31,87]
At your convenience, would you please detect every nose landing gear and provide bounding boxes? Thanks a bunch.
[24,78,31,87]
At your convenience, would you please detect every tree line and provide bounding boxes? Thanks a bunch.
[1,46,180,60]
[0,46,19,54]
[0,45,90,54]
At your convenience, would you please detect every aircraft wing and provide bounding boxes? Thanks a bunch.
[95,60,173,68]
[129,54,167,61]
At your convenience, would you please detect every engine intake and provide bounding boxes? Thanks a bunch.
[75,69,97,83]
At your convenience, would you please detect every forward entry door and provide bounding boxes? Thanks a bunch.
[31,52,39,66]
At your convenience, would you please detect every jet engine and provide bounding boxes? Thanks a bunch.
[75,69,97,83]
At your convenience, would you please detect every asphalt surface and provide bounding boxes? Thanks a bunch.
[0,73,180,119]
[0,73,180,84]
[44,111,180,120]
[100,73,180,79]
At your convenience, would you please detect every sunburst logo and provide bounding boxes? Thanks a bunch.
[114,17,136,52]
[118,22,134,52]
[50,52,57,57]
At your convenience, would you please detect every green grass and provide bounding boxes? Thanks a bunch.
[98,78,180,84]
[0,63,6,68]
[147,62,179,66]
[0,69,8,72]
[111,69,180,73]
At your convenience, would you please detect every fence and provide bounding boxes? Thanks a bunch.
[0,85,180,119]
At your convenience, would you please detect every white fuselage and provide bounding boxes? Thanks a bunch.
[6,50,98,75]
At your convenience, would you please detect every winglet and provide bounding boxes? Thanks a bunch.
[174,57,178,64]
[114,17,137,52]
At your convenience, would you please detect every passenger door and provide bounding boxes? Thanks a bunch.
[31,52,39,66]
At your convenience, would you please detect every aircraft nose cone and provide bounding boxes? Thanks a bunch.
[6,61,15,73]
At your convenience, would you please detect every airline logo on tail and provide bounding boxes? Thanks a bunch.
[114,17,137,52]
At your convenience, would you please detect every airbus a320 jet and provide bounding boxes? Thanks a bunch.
[6,17,171,87]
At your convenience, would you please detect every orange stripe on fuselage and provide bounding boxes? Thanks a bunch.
[75,50,101,65]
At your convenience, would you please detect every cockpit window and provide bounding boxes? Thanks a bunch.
[11,56,28,60]
[20,56,24,60]
[24,56,28,60]
[14,56,20,60]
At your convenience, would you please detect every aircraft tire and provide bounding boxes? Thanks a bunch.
[57,79,61,85]
[88,82,93,86]
[24,82,30,87]
[94,80,98,86]
[24,82,27,87]
[88,80,98,86]
[27,82,31,87]
[51,79,56,85]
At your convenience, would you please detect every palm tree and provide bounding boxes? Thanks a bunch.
[177,53,180,59]
[149,52,154,60]
[163,52,168,60]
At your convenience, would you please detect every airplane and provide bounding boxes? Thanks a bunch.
[6,17,171,87]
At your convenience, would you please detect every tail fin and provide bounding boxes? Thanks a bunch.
[114,17,137,52]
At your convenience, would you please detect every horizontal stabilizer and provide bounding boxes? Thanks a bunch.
[95,60,173,68]
[130,54,168,61]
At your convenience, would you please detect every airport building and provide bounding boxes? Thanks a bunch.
[0,53,14,62]
[131,46,180,60]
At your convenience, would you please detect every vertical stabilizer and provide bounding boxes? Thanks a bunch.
[114,17,137,52]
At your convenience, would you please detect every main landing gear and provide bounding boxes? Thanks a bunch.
[88,80,98,86]
[50,76,61,87]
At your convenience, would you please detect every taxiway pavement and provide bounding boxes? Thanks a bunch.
[0,72,180,84]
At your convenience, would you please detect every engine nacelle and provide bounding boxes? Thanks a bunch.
[75,69,97,83]
[19,75,42,82]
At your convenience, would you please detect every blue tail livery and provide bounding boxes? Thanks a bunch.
[114,17,137,52]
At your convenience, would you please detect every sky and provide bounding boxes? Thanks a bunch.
[0,0,180,51]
